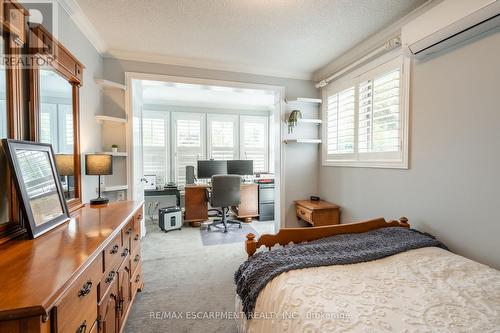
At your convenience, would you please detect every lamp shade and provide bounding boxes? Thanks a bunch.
[85,154,113,175]
[55,154,74,176]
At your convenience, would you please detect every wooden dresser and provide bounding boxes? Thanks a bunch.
[295,200,340,227]
[0,201,144,333]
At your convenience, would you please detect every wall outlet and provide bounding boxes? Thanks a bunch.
[117,191,125,201]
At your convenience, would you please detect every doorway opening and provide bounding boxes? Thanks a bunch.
[125,73,285,235]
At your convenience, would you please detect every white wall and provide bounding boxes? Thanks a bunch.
[55,5,104,203]
[318,29,500,269]
[103,58,319,226]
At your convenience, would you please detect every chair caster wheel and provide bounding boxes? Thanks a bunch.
[224,229,228,233]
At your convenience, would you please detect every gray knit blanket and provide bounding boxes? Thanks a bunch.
[235,227,447,318]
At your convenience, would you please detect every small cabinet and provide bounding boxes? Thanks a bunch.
[98,277,118,333]
[117,257,131,330]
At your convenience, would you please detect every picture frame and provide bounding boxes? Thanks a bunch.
[1,139,70,238]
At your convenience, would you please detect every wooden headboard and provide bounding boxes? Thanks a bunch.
[245,217,409,257]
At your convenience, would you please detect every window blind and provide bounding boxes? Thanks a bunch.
[326,87,355,155]
[240,115,268,173]
[173,113,205,185]
[208,115,238,160]
[358,68,401,153]
[142,111,168,184]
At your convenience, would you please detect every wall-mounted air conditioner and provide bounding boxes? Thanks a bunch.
[402,0,500,58]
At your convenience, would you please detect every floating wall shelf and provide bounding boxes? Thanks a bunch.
[284,139,322,144]
[95,79,126,91]
[95,115,127,123]
[99,151,128,157]
[102,185,129,192]
[285,97,322,104]
[297,118,322,124]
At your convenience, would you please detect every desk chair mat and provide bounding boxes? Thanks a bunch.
[200,224,259,246]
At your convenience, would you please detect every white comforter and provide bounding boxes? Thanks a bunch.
[236,247,500,332]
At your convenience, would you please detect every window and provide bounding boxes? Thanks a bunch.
[322,55,409,168]
[240,115,269,173]
[207,114,238,160]
[143,110,168,185]
[39,103,73,153]
[173,112,206,185]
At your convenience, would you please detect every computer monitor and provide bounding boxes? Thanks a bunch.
[197,160,227,179]
[227,160,253,176]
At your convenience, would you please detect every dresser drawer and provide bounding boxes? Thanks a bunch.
[122,219,134,252]
[131,250,141,276]
[131,261,143,301]
[55,255,102,333]
[296,206,313,224]
[104,233,123,271]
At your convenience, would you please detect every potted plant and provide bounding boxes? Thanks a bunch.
[111,144,118,153]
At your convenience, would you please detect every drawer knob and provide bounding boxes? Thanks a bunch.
[76,320,87,333]
[121,248,129,257]
[110,245,119,254]
[134,254,140,262]
[300,210,305,215]
[137,214,142,220]
[105,270,116,283]
[78,281,92,297]
[134,234,140,241]
[126,227,133,235]
[135,274,141,283]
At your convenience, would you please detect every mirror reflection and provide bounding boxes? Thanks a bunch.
[0,37,9,227]
[16,149,63,226]
[38,68,75,200]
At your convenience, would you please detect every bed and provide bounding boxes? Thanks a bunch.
[235,218,500,333]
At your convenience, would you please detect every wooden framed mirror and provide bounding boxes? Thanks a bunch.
[29,25,84,212]
[0,1,29,243]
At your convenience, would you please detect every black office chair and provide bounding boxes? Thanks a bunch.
[206,175,242,233]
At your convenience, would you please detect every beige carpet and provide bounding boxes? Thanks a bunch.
[124,219,274,333]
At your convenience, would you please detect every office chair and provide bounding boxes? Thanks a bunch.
[206,175,242,233]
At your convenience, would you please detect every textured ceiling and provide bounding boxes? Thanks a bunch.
[75,0,426,78]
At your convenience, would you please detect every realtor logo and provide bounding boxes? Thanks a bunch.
[2,0,58,68]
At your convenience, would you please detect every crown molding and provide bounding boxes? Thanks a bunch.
[57,0,107,54]
[313,0,442,82]
[105,49,313,81]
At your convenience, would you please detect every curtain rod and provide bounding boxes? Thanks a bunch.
[315,36,402,89]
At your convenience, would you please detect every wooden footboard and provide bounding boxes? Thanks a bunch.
[245,217,409,257]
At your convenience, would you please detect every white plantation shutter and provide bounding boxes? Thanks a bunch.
[358,68,401,154]
[173,112,206,185]
[59,104,73,153]
[207,114,238,160]
[40,103,58,150]
[240,115,268,173]
[142,111,168,184]
[326,87,355,155]
[322,55,408,168]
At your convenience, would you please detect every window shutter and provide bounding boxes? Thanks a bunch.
[358,68,401,153]
[240,115,268,173]
[173,113,206,185]
[142,112,168,185]
[326,87,355,155]
[208,114,238,160]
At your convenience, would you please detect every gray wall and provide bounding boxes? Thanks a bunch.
[103,58,319,226]
[319,29,500,269]
[54,5,104,203]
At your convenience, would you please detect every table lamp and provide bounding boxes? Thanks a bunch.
[85,154,113,205]
[55,154,74,199]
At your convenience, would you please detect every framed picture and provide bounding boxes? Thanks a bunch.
[1,139,70,238]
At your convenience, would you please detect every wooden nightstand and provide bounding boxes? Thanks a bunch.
[295,200,340,226]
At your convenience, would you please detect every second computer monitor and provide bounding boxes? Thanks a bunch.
[227,160,253,176]
[197,160,227,179]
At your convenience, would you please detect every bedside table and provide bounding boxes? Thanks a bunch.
[295,200,340,226]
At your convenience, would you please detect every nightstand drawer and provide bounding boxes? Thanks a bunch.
[296,206,313,224]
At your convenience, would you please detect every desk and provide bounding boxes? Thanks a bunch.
[184,183,259,226]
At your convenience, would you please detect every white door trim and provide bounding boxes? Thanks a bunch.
[124,72,287,230]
